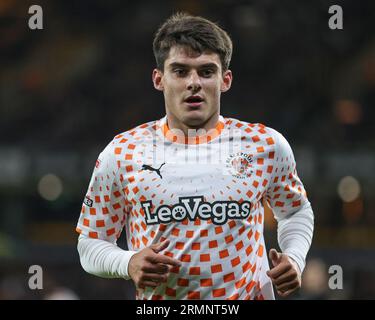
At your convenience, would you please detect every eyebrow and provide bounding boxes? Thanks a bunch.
[168,62,219,70]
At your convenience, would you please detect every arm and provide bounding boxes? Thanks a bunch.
[277,202,314,274]
[265,128,314,297]
[77,234,136,280]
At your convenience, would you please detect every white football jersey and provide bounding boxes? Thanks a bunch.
[76,115,309,300]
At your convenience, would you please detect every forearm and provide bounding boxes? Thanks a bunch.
[277,203,314,273]
[77,234,137,280]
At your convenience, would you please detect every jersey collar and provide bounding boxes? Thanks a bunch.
[159,115,225,145]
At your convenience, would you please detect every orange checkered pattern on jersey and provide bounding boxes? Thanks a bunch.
[76,115,309,300]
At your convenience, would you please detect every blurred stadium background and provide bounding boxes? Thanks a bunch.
[0,0,374,299]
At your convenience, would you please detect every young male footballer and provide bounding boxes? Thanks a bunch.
[76,13,314,300]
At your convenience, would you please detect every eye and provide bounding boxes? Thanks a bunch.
[201,69,214,77]
[173,68,187,77]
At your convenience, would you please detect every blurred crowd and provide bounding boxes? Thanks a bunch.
[0,0,374,299]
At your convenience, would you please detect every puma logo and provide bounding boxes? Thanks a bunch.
[141,163,165,179]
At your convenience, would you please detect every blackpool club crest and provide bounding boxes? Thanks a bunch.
[225,152,253,179]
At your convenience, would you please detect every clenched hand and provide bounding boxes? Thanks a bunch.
[266,248,301,297]
[128,239,181,289]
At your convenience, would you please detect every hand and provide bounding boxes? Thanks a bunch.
[128,239,181,289]
[266,248,301,298]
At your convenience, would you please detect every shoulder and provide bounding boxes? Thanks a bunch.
[224,116,284,141]
[111,119,159,146]
[105,119,158,150]
[98,119,159,167]
[224,116,293,154]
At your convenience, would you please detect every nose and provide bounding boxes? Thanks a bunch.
[187,70,201,92]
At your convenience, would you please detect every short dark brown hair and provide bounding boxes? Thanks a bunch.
[153,12,233,71]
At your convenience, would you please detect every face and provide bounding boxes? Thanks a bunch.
[152,46,232,131]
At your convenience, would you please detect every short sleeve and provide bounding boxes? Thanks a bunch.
[76,142,127,243]
[265,129,310,220]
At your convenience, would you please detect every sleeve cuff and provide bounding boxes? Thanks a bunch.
[283,249,305,273]
[121,250,138,280]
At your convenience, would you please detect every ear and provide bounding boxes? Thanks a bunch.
[152,68,164,91]
[221,70,233,92]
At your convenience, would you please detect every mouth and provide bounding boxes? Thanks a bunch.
[184,95,204,108]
